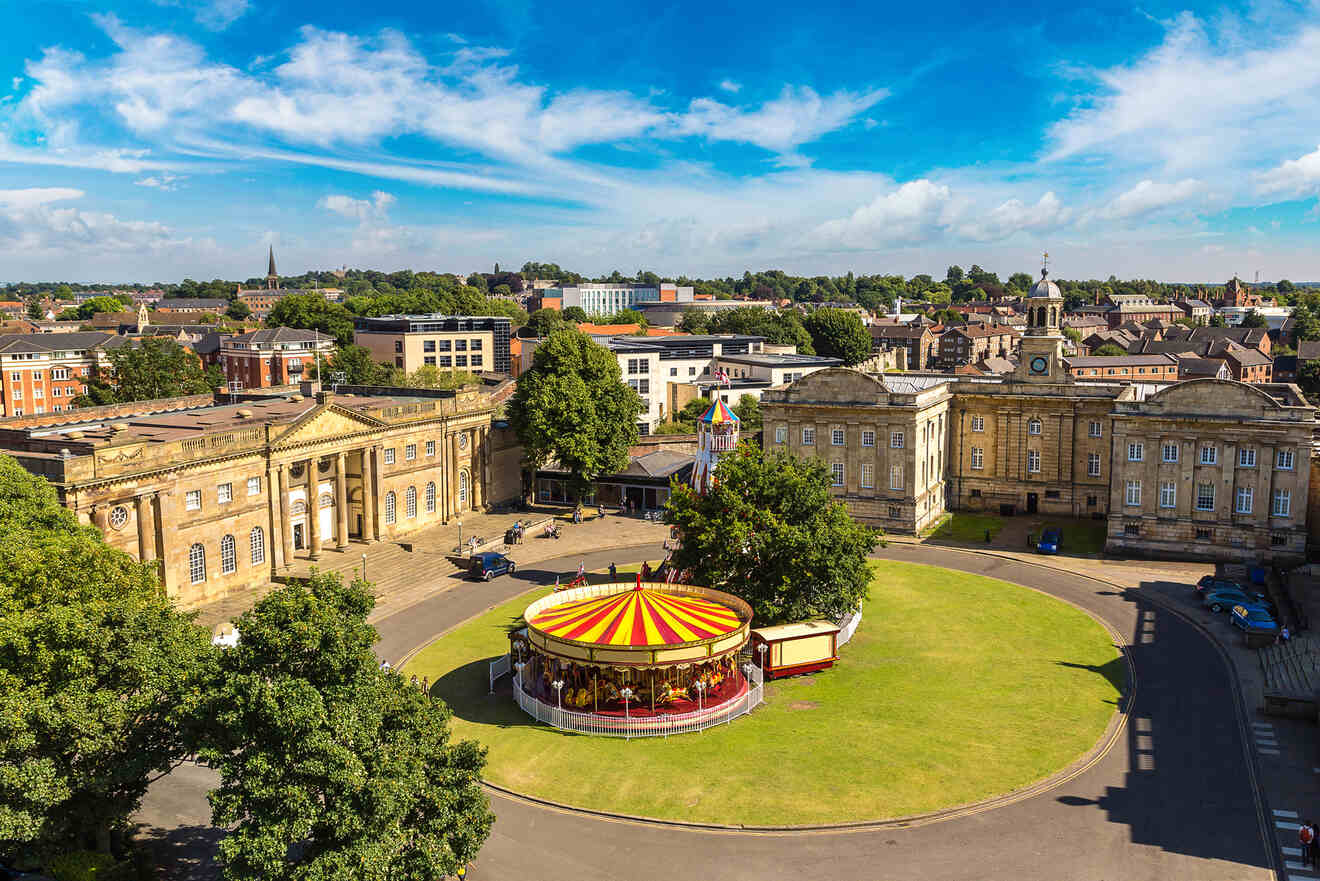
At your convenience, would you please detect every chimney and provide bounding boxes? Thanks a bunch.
[300,379,321,397]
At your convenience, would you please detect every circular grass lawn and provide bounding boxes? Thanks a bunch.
[403,560,1123,826]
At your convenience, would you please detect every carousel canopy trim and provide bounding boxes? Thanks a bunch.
[699,398,739,424]
[529,586,742,648]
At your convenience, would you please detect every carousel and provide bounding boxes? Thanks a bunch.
[509,577,759,736]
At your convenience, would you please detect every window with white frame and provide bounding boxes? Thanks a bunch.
[185,490,201,511]
[426,440,436,457]
[247,476,261,496]
[189,543,206,584]
[1088,453,1101,477]
[860,463,874,488]
[1277,449,1295,470]
[217,482,232,504]
[1273,488,1292,517]
[425,482,436,514]
[1125,480,1141,506]
[1128,442,1143,462]
[250,527,265,565]
[831,463,844,486]
[1235,486,1253,514]
[1160,481,1176,508]
[1027,450,1041,473]
[384,491,396,524]
[774,426,787,444]
[1162,443,1178,463]
[802,427,815,445]
[1028,418,1042,435]
[889,464,904,491]
[1089,421,1102,438]
[1238,447,1256,467]
[971,447,984,470]
[405,485,417,518]
[384,448,396,465]
[1200,445,1217,465]
[832,428,845,446]
[405,443,416,461]
[220,535,236,574]
[861,430,875,447]
[891,431,904,449]
[1196,483,1215,511]
[971,415,985,432]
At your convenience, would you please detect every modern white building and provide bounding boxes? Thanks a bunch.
[539,282,695,316]
[1219,306,1292,330]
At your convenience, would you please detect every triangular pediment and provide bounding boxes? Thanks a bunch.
[272,403,386,448]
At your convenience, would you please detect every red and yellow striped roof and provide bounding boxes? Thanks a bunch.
[699,399,739,424]
[529,586,743,647]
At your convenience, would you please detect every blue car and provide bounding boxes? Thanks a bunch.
[1036,528,1062,555]
[1203,588,1268,614]
[1231,604,1278,634]
[468,552,516,581]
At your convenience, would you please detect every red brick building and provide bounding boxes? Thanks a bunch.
[218,328,336,391]
[0,332,127,417]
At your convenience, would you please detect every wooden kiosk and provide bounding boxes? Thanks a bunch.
[750,621,841,679]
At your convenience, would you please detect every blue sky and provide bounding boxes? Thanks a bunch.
[1,0,1319,283]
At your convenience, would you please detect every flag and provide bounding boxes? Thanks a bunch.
[713,367,730,387]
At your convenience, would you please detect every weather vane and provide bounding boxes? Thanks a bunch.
[1042,250,1050,275]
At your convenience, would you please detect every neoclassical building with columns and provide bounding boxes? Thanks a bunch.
[0,383,520,606]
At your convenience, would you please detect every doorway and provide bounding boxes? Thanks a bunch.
[1026,493,1038,514]
[292,522,305,550]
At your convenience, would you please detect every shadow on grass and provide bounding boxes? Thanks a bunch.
[1056,656,1130,708]
[430,655,593,736]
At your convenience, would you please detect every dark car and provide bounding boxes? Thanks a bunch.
[1036,528,1062,555]
[1203,588,1269,614]
[1231,604,1279,634]
[468,552,516,581]
[1196,575,1243,595]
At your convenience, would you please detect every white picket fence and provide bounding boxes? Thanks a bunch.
[512,664,764,739]
[488,653,511,693]
[836,607,863,648]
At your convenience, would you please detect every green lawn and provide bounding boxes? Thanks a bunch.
[1053,520,1109,555]
[404,560,1121,825]
[924,512,1004,542]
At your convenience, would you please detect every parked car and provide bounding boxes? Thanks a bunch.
[1196,575,1243,595]
[1036,528,1062,555]
[468,552,516,581]
[1231,604,1279,634]
[1203,588,1268,614]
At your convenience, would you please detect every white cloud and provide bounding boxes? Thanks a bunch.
[0,187,190,262]
[134,173,183,190]
[1099,178,1204,220]
[808,179,958,249]
[676,86,889,154]
[1257,146,1320,199]
[0,187,84,208]
[718,79,741,94]
[958,192,1067,241]
[150,0,250,30]
[318,190,395,221]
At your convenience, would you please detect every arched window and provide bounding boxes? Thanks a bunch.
[425,481,436,514]
[405,485,417,518]
[250,526,265,565]
[384,491,396,525]
[1028,418,1042,436]
[189,543,206,584]
[320,493,334,508]
[459,470,469,507]
[291,500,307,516]
[220,534,237,574]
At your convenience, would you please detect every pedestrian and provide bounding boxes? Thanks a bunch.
[410,674,419,689]
[577,560,586,581]
[379,659,391,673]
[985,528,991,543]
[641,561,651,581]
[1027,532,1033,548]
[421,675,430,699]
[1310,820,1320,868]
[609,562,617,581]
[1301,821,1316,866]
[1282,625,1291,642]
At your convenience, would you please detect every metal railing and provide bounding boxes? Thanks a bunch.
[512,664,763,739]
[488,653,511,693]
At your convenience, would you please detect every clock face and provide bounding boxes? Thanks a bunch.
[1030,356,1048,375]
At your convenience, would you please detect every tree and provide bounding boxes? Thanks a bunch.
[1291,301,1320,342]
[0,457,212,860]
[1008,272,1034,292]
[1209,313,1227,327]
[611,308,647,328]
[1278,279,1295,294]
[1093,343,1128,356]
[1063,326,1082,344]
[507,329,643,497]
[665,446,878,625]
[561,306,589,323]
[405,366,478,389]
[677,308,711,334]
[520,308,566,338]
[1240,309,1268,329]
[226,300,252,321]
[266,294,355,345]
[803,308,871,365]
[733,394,762,431]
[200,572,493,881]
[931,307,965,325]
[945,265,964,284]
[25,298,42,319]
[1298,360,1320,401]
[492,284,512,298]
[74,297,128,320]
[327,344,390,385]
[76,338,216,406]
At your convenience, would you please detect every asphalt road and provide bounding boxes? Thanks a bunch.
[135,543,1274,881]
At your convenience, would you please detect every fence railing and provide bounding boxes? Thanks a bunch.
[489,653,511,693]
[836,607,863,648]
[512,663,763,739]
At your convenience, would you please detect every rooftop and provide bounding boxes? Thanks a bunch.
[716,352,842,367]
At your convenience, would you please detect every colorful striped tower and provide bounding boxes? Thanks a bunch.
[690,398,740,494]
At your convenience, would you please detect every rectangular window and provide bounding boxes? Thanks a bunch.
[861,430,875,447]
[10,388,19,400]
[891,431,904,449]
[1273,488,1292,517]
[1162,443,1178,463]
[1196,483,1215,511]
[1088,452,1101,477]
[423,340,436,352]
[1196,527,1212,540]
[471,355,483,368]
[185,490,201,511]
[247,476,261,496]
[831,428,845,446]
[1277,449,1295,470]
[1124,523,1140,537]
[8,372,18,381]
[384,448,396,465]
[455,355,467,368]
[1124,480,1141,507]
[394,340,403,353]
[889,505,902,519]
[971,447,984,470]
[802,428,816,445]
[1160,481,1176,509]
[1235,486,1253,514]
[1238,447,1256,467]
[1127,442,1143,462]
[1087,495,1097,507]
[217,482,232,504]
[1200,445,1217,465]
[470,338,483,350]
[455,339,467,352]
[861,463,874,488]
[32,388,42,399]
[437,339,451,352]
[426,440,436,456]
[971,415,985,432]
[438,356,452,367]
[1272,534,1288,547]
[405,443,416,461]
[1027,450,1041,473]
[51,368,69,380]
[424,356,436,366]
[831,463,844,486]
[889,464,904,491]
[774,426,787,444]
[1089,421,1102,438]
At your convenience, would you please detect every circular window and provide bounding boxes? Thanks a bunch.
[108,505,129,530]
[318,457,333,474]
[289,462,305,479]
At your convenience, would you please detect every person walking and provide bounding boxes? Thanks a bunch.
[1310,820,1320,868]
[410,674,419,689]
[608,562,617,581]
[1300,821,1316,867]
[577,560,586,582]
[641,561,651,581]
[421,675,430,699]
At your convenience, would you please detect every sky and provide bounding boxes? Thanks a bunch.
[2,0,1320,283]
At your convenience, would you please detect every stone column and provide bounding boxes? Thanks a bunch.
[335,452,349,550]
[451,433,462,513]
[440,424,450,522]
[278,464,294,566]
[135,493,156,562]
[153,491,178,598]
[369,446,383,541]
[361,447,377,542]
[307,457,322,560]
[266,465,285,572]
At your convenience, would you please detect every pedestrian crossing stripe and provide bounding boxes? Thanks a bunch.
[1277,810,1301,818]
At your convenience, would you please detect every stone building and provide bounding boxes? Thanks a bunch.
[0,383,520,607]
[218,327,336,391]
[936,324,1018,368]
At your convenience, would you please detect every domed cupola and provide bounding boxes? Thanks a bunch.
[1026,252,1063,337]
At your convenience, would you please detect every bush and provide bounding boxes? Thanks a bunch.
[47,851,118,881]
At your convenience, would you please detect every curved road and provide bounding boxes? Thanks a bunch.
[137,543,1274,881]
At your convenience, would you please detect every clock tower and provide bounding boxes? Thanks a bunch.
[1014,254,1069,384]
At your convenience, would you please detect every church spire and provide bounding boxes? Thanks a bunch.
[266,245,278,290]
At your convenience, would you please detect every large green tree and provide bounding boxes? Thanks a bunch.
[1240,310,1267,329]
[520,307,566,338]
[665,446,878,625]
[266,294,356,345]
[1298,360,1320,402]
[325,344,391,386]
[803,308,871,365]
[76,337,219,406]
[201,573,492,881]
[507,329,643,497]
[0,456,212,860]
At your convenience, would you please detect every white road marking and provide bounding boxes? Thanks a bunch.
[1255,721,1276,729]
[1260,748,1282,756]
[1259,739,1280,747]
[1282,846,1303,856]
[1277,810,1301,818]
[1285,859,1316,873]
[1278,821,1302,831]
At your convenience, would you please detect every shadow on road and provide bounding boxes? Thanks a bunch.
[133,822,223,881]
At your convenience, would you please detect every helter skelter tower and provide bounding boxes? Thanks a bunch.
[690,398,740,495]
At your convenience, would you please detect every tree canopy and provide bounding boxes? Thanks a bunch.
[507,330,643,496]
[520,307,567,338]
[266,294,356,346]
[1239,310,1268,329]
[665,446,878,625]
[1092,343,1129,357]
[803,308,871,365]
[76,337,219,406]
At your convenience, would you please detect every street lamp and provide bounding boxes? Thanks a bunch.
[514,661,525,692]
[361,553,367,582]
[552,679,564,710]
[757,642,768,671]
[694,679,706,711]
[456,518,463,552]
[620,687,633,724]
